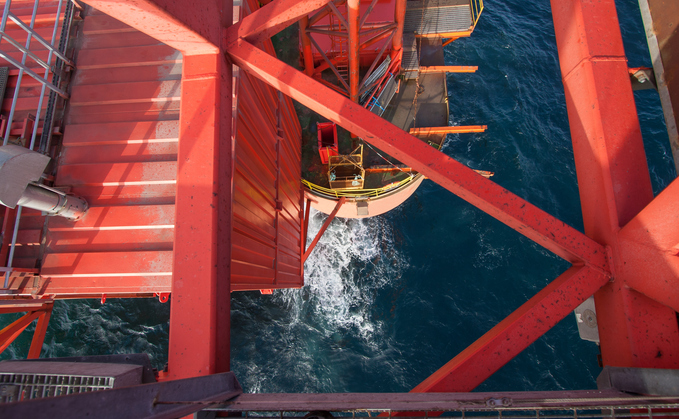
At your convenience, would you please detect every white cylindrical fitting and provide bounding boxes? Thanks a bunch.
[17,184,88,220]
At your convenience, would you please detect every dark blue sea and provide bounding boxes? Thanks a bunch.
[2,0,675,394]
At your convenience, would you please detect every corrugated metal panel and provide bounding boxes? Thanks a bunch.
[404,0,472,35]
[35,8,179,296]
[4,1,302,296]
[230,0,303,291]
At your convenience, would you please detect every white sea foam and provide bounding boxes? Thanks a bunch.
[277,209,407,344]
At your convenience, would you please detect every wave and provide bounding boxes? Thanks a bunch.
[231,209,409,392]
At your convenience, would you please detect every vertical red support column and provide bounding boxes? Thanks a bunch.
[391,0,406,59]
[551,0,679,368]
[168,52,233,379]
[348,0,360,103]
[299,16,315,76]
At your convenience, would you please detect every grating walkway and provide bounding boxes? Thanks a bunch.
[37,8,180,296]
[404,0,473,35]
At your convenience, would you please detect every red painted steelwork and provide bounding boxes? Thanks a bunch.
[617,178,679,312]
[227,0,331,46]
[348,0,360,102]
[84,0,220,55]
[411,266,609,392]
[552,0,679,368]
[317,122,339,164]
[231,0,304,292]
[168,51,233,379]
[0,310,40,353]
[27,305,52,358]
[391,0,405,59]
[0,207,19,266]
[2,0,674,392]
[300,16,315,76]
[302,196,346,263]
[224,39,609,272]
[312,28,397,76]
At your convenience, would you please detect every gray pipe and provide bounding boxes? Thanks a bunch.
[17,183,88,220]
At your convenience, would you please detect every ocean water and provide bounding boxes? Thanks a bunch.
[1,0,675,395]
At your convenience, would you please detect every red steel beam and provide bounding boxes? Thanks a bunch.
[348,0,360,103]
[412,265,609,392]
[28,305,53,359]
[299,17,315,76]
[619,179,679,311]
[552,0,679,367]
[226,0,332,46]
[617,239,679,314]
[302,197,346,263]
[619,177,679,254]
[551,0,653,243]
[591,281,679,368]
[84,0,221,55]
[313,28,397,76]
[391,0,406,59]
[225,39,609,272]
[0,207,18,265]
[167,52,233,379]
[0,311,40,354]
[615,178,679,312]
[0,299,51,314]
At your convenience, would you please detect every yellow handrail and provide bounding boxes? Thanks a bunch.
[302,175,415,199]
[471,0,484,28]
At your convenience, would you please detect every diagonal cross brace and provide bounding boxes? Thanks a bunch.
[412,265,609,392]
[224,0,332,46]
[225,39,610,274]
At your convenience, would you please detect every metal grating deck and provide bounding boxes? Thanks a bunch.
[0,372,114,403]
[404,0,473,35]
[402,33,419,79]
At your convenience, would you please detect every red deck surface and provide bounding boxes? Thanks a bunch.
[3,4,304,297]
[31,9,180,297]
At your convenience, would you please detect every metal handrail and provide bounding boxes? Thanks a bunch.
[471,0,484,28]
[302,175,415,199]
[1,0,75,289]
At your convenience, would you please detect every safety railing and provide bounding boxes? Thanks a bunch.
[302,175,416,199]
[0,0,78,289]
[471,0,484,28]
